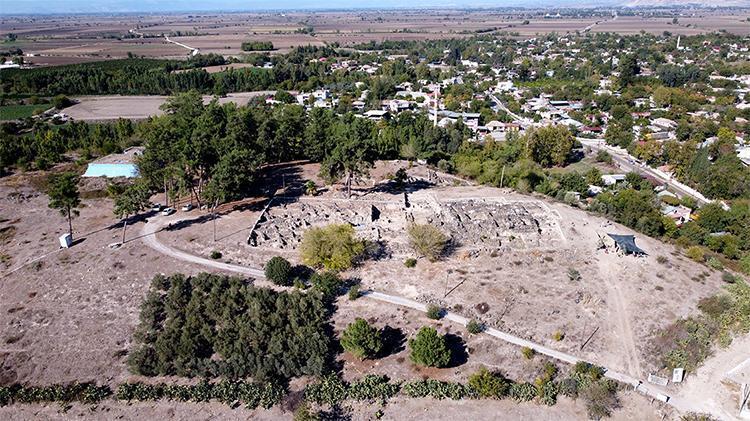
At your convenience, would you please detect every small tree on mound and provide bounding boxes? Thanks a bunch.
[265,256,292,286]
[409,326,451,368]
[300,224,366,271]
[340,318,383,360]
[407,223,448,261]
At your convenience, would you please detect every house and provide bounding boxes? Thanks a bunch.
[581,126,603,135]
[651,117,678,131]
[496,80,514,92]
[363,110,389,121]
[601,174,626,186]
[661,205,692,226]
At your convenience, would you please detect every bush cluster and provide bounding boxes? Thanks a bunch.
[305,374,399,406]
[0,382,111,407]
[127,273,332,382]
[116,380,284,409]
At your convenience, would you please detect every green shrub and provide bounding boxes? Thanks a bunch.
[509,382,537,402]
[210,250,222,259]
[706,257,723,270]
[293,402,320,421]
[426,304,442,320]
[347,375,400,401]
[739,254,750,275]
[686,246,705,262]
[407,224,448,261]
[265,256,292,286]
[0,382,112,406]
[300,224,365,271]
[404,258,417,268]
[552,331,565,341]
[721,271,737,284]
[310,271,341,298]
[340,318,383,360]
[595,150,612,163]
[115,380,283,409]
[538,380,559,406]
[580,379,620,420]
[401,380,471,400]
[521,346,535,360]
[409,327,451,368]
[567,268,581,281]
[304,374,347,406]
[348,283,361,300]
[466,319,483,334]
[467,367,509,398]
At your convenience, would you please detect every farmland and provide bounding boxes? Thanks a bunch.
[2,9,749,66]
[0,103,51,120]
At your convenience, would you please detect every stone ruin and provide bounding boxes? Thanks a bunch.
[247,195,565,255]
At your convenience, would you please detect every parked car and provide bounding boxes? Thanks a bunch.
[151,203,163,212]
[162,207,175,216]
[181,203,194,212]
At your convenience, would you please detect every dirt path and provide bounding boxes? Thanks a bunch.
[140,217,265,278]
[673,334,750,420]
[138,214,702,416]
[598,254,643,378]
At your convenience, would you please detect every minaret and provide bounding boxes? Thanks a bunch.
[676,36,681,50]
[433,86,440,127]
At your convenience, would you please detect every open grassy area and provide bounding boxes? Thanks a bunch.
[0,103,51,120]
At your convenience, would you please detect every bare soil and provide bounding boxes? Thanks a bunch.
[0,161,729,420]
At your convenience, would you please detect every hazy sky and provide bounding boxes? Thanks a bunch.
[4,0,611,15]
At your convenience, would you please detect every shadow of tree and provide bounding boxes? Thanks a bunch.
[379,325,406,358]
[444,333,469,368]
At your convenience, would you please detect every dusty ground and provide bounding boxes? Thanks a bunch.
[0,161,733,420]
[64,91,280,121]
[160,162,725,382]
[4,10,748,66]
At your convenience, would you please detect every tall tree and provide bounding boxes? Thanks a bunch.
[47,172,81,240]
[320,118,376,198]
[113,181,151,244]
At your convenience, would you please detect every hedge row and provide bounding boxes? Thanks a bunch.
[0,382,112,407]
[0,380,283,409]
[305,374,564,406]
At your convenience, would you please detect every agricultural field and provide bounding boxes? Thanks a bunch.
[2,9,748,66]
[0,103,51,120]
[63,91,280,121]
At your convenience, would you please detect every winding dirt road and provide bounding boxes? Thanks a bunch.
[139,214,710,418]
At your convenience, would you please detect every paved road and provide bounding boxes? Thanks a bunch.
[486,92,713,206]
[489,93,529,126]
[138,214,703,415]
[578,138,712,206]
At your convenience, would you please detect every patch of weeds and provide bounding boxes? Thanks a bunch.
[521,347,535,360]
